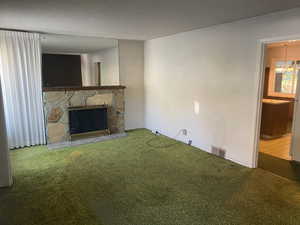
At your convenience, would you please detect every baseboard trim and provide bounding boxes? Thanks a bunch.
[47,132,127,150]
[225,155,253,168]
[147,128,253,168]
[193,146,252,168]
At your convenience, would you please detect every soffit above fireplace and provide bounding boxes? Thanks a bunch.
[43,85,126,92]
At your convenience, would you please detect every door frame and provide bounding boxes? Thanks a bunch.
[252,35,300,168]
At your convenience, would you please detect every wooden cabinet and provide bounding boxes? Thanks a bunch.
[260,99,291,139]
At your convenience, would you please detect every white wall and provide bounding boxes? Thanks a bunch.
[119,40,144,130]
[82,47,120,86]
[0,82,12,187]
[90,47,120,85]
[81,53,95,86]
[144,8,300,167]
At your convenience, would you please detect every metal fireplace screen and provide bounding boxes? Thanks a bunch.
[69,107,108,135]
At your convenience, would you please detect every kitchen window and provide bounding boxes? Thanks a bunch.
[268,59,300,98]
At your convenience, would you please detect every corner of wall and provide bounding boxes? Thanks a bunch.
[118,40,145,130]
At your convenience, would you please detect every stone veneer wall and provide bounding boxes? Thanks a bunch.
[43,89,125,144]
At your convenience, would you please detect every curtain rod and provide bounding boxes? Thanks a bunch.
[0,27,48,34]
[0,28,119,40]
[0,28,74,39]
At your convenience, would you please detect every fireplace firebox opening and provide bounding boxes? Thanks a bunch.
[68,105,109,138]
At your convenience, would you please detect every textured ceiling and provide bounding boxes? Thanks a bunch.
[1,0,300,40]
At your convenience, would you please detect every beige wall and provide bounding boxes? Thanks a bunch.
[119,40,144,130]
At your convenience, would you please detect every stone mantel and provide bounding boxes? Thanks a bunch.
[43,85,126,92]
[43,87,125,145]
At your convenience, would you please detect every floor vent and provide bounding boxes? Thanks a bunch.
[211,146,226,158]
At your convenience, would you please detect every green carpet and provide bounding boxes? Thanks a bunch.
[1,129,300,225]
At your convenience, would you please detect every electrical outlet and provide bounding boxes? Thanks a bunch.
[188,140,192,145]
[182,129,187,136]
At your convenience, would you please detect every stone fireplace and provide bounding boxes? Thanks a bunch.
[43,86,125,146]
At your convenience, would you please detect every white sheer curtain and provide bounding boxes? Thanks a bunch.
[0,31,45,149]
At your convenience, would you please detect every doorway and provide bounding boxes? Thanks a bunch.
[257,40,300,180]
